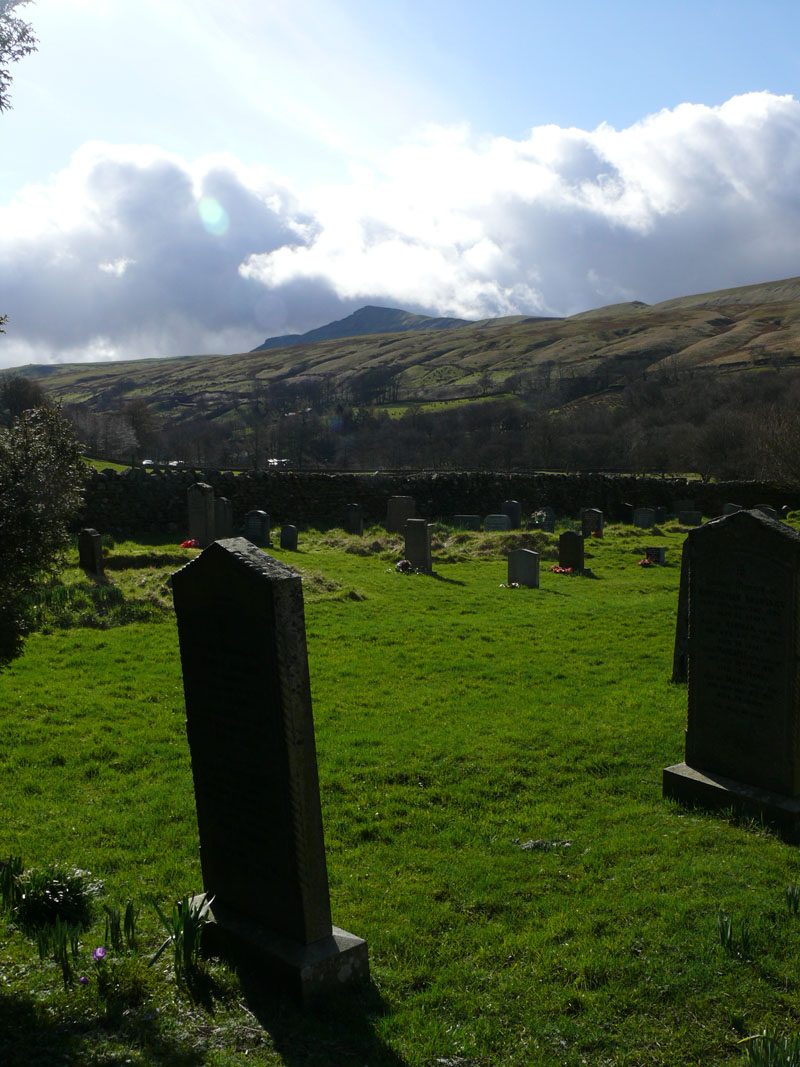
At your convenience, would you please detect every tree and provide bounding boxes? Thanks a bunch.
[0,0,37,113]
[0,406,87,667]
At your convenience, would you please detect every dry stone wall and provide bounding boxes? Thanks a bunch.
[77,467,800,537]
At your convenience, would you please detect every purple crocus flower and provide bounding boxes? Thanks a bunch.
[78,975,89,985]
[92,946,107,962]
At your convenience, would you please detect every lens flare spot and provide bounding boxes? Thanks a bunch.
[198,196,229,236]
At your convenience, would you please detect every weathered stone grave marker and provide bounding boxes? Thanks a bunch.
[484,514,511,532]
[581,508,603,538]
[280,525,298,551]
[645,546,666,565]
[633,507,655,530]
[501,499,522,529]
[723,503,742,516]
[453,514,481,530]
[558,530,584,571]
[171,539,369,1001]
[678,510,702,527]
[386,496,416,533]
[654,507,667,525]
[245,509,271,547]
[78,528,104,577]
[215,497,234,540]
[345,504,364,536]
[508,548,539,588]
[620,502,634,524]
[188,482,216,547]
[754,504,778,520]
[663,510,800,838]
[404,519,432,573]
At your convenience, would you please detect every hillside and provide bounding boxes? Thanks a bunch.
[8,275,800,476]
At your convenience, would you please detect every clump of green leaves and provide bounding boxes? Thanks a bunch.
[786,885,800,915]
[741,1031,800,1065]
[103,900,138,953]
[150,894,214,981]
[13,863,100,932]
[718,907,752,960]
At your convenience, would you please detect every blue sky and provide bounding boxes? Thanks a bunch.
[2,0,800,367]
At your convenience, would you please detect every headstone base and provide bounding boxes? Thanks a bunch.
[195,896,370,1005]
[663,763,800,841]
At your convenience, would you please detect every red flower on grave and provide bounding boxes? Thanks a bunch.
[638,557,652,567]
[181,539,199,548]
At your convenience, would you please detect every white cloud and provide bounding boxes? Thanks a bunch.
[2,92,800,369]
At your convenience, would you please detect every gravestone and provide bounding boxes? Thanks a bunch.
[78,528,104,577]
[654,507,667,525]
[188,482,216,547]
[678,510,702,527]
[404,519,432,574]
[484,514,511,532]
[280,525,298,551]
[508,548,539,588]
[386,496,416,533]
[215,497,234,540]
[754,505,778,520]
[345,504,364,536]
[663,510,800,838]
[245,510,271,547]
[645,546,666,565]
[620,502,634,524]
[671,540,689,684]
[633,508,655,530]
[453,514,481,531]
[532,506,556,533]
[171,539,369,1001]
[723,503,742,516]
[501,500,522,529]
[581,508,603,538]
[558,530,584,571]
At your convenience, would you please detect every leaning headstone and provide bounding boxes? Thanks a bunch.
[386,496,416,533]
[558,530,584,571]
[245,509,271,547]
[581,508,603,538]
[188,482,216,547]
[484,514,511,532]
[620,503,634,524]
[453,514,481,531]
[508,548,539,588]
[215,497,234,540]
[78,528,104,577]
[404,519,432,574]
[280,525,298,551]
[663,510,800,838]
[645,546,666,565]
[723,503,742,516]
[671,539,689,684]
[633,508,655,530]
[345,504,364,536]
[678,511,702,527]
[171,539,369,1001]
[754,505,778,520]
[501,500,522,529]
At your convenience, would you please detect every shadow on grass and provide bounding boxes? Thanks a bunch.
[237,968,409,1067]
[430,571,466,586]
[0,989,204,1067]
[104,553,193,570]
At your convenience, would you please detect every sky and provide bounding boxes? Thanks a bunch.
[2,0,800,369]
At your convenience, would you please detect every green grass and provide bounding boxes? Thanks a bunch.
[3,523,800,1064]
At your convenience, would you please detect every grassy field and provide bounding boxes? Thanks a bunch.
[2,522,800,1065]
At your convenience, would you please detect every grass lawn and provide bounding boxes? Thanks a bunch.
[2,522,800,1066]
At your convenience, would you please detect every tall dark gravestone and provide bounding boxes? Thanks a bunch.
[172,539,369,1000]
[558,530,584,571]
[188,482,216,547]
[386,496,416,533]
[501,499,522,529]
[663,510,800,838]
[345,504,364,536]
[78,528,104,578]
[215,497,234,540]
[404,519,432,574]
